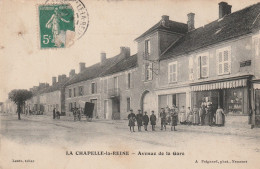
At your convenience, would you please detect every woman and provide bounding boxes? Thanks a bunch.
[192,106,200,125]
[215,106,225,126]
[186,107,193,125]
[179,106,186,124]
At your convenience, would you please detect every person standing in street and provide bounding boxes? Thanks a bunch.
[186,107,193,125]
[160,108,167,130]
[192,106,200,125]
[150,111,156,131]
[199,105,206,125]
[142,111,149,131]
[207,104,214,126]
[128,109,136,132]
[53,108,56,119]
[171,108,178,131]
[179,106,186,124]
[215,106,225,126]
[136,109,143,132]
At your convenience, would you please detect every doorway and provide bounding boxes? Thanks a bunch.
[90,99,97,118]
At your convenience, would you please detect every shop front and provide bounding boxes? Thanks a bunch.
[191,78,251,127]
[253,83,260,127]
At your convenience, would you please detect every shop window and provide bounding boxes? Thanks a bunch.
[197,53,209,79]
[226,89,244,115]
[217,47,231,75]
[168,61,177,83]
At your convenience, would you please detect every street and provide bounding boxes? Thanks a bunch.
[0,114,260,169]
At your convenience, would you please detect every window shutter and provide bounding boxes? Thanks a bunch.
[142,64,145,81]
[216,52,219,75]
[197,56,201,79]
[175,62,178,82]
[228,49,231,74]
[149,63,153,80]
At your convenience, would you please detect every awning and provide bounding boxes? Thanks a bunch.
[191,79,247,91]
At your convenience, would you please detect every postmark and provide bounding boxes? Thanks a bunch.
[38,0,89,49]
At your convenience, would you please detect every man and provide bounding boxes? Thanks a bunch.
[53,108,56,119]
[136,109,143,132]
[150,111,157,131]
[171,108,178,131]
[56,109,60,119]
[160,108,167,130]
[128,109,136,132]
[142,111,149,131]
[207,104,214,126]
[199,104,206,125]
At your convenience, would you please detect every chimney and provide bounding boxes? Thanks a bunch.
[161,15,169,27]
[61,74,66,81]
[79,62,86,73]
[120,47,130,58]
[219,2,232,19]
[52,77,57,85]
[58,75,62,82]
[100,52,106,65]
[69,69,75,77]
[187,13,195,31]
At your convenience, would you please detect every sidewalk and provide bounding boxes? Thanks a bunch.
[21,114,260,138]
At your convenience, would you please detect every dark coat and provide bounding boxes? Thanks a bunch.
[150,114,156,125]
[142,115,149,125]
[128,113,136,126]
[136,114,143,126]
[171,112,178,126]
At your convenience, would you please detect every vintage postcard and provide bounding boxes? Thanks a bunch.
[0,0,260,169]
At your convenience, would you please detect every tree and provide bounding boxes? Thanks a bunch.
[8,89,33,120]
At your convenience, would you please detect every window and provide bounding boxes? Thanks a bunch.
[73,88,76,97]
[114,77,118,89]
[69,103,73,111]
[189,57,194,80]
[103,79,108,93]
[69,89,72,97]
[168,61,177,83]
[91,82,97,94]
[127,72,131,89]
[142,62,153,81]
[145,40,151,56]
[197,53,209,78]
[127,97,131,112]
[216,47,231,75]
[78,86,84,96]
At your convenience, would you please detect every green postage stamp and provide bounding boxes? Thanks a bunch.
[38,0,89,49]
[39,4,75,48]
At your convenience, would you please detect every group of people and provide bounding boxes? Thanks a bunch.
[127,103,225,132]
[179,104,225,127]
[52,108,60,119]
[127,106,179,132]
[72,108,82,121]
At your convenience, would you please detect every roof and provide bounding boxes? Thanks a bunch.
[161,3,260,60]
[100,54,138,77]
[135,20,188,41]
[66,54,124,85]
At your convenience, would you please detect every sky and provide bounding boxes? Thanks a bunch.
[0,0,259,102]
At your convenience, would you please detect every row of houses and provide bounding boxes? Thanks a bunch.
[9,2,260,127]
